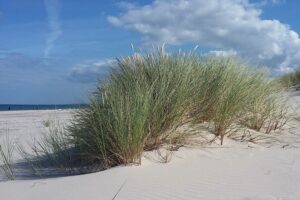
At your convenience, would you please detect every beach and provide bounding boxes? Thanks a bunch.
[0,92,300,200]
[3,0,300,199]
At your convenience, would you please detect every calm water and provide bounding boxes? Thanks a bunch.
[0,104,87,111]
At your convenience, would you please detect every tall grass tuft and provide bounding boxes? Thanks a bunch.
[69,49,198,167]
[31,122,75,170]
[17,120,78,177]
[68,47,285,168]
[0,131,15,180]
[279,68,300,88]
[240,80,289,133]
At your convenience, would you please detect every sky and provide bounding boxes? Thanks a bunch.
[0,0,300,104]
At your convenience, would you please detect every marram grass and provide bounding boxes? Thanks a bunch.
[67,48,286,168]
[0,131,15,180]
[279,68,300,88]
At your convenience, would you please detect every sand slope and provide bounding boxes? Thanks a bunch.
[1,93,300,200]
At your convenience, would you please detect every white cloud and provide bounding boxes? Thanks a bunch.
[208,50,237,57]
[68,59,114,83]
[44,0,62,58]
[108,0,300,72]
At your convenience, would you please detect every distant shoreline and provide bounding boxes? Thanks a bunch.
[0,104,87,111]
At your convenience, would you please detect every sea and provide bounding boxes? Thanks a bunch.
[0,104,87,111]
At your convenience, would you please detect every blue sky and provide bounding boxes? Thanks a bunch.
[0,0,300,104]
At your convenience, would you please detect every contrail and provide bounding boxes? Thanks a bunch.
[44,0,62,58]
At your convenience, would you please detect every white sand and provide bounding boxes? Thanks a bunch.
[1,93,300,200]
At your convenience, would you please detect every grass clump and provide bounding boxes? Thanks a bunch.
[69,49,198,168]
[68,47,285,169]
[240,78,288,134]
[183,58,285,144]
[17,120,78,177]
[0,131,15,180]
[42,119,52,128]
[32,122,74,170]
[279,68,300,88]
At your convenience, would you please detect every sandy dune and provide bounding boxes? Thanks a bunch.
[1,93,300,200]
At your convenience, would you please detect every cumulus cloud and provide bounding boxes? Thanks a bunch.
[44,0,62,58]
[68,59,114,83]
[108,0,300,72]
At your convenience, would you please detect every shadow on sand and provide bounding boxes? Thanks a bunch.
[0,149,104,181]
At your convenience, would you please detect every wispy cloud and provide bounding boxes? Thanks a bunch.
[0,51,46,82]
[0,52,40,69]
[44,0,62,58]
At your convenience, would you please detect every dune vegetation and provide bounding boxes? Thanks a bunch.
[0,132,15,180]
[67,48,287,169]
[279,68,300,88]
[0,47,289,178]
